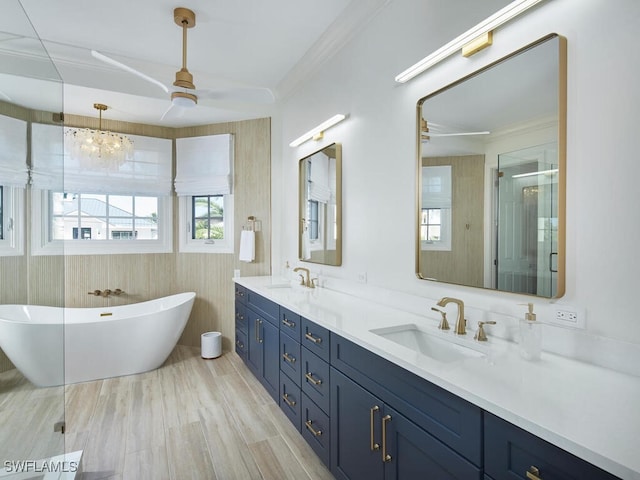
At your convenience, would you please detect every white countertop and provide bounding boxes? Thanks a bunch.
[235,276,640,479]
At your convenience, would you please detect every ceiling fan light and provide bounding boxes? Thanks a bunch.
[171,91,198,107]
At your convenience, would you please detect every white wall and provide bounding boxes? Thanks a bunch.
[272,0,640,367]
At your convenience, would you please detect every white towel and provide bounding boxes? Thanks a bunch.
[239,230,255,262]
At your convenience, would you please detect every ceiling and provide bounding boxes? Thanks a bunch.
[1,0,388,127]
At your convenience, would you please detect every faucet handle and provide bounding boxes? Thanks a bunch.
[474,321,496,342]
[88,290,102,296]
[297,273,305,286]
[431,307,450,330]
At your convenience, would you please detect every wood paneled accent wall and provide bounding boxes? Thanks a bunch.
[420,155,484,287]
[0,102,271,372]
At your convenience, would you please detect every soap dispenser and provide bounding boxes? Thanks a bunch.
[519,303,541,361]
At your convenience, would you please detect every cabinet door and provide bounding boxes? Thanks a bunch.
[261,319,280,401]
[383,405,482,480]
[484,413,619,480]
[331,368,384,480]
[246,312,263,377]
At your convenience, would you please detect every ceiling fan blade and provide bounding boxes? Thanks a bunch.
[91,50,170,94]
[160,102,187,121]
[428,131,491,137]
[196,86,275,104]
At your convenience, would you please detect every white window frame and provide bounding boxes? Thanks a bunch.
[421,207,452,251]
[0,186,25,257]
[31,189,172,256]
[178,193,234,254]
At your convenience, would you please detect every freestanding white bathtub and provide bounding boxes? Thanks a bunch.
[0,292,195,387]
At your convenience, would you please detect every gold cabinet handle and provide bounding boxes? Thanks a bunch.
[305,332,322,344]
[370,406,380,451]
[526,466,542,480]
[304,419,322,436]
[282,352,296,364]
[305,372,322,385]
[282,318,296,328]
[281,393,296,407]
[235,340,244,349]
[255,319,263,343]
[381,414,392,463]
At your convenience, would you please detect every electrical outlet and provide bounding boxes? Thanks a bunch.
[550,305,585,329]
[357,272,367,283]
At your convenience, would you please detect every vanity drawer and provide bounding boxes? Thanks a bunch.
[235,301,247,333]
[331,332,482,466]
[235,328,247,359]
[234,284,247,304]
[246,290,279,325]
[301,317,330,362]
[302,392,330,467]
[484,413,620,480]
[301,347,330,415]
[280,332,301,386]
[279,376,301,431]
[280,307,301,341]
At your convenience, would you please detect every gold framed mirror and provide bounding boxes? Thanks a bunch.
[299,143,342,266]
[416,34,566,298]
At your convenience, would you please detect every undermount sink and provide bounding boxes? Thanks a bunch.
[370,323,486,364]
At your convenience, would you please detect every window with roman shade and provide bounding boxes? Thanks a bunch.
[175,134,235,253]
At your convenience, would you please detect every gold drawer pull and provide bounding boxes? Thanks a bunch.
[282,352,296,364]
[235,340,244,349]
[305,419,322,437]
[281,393,296,407]
[370,406,380,451]
[282,318,296,328]
[382,414,392,463]
[526,466,542,480]
[305,372,322,385]
[305,332,322,344]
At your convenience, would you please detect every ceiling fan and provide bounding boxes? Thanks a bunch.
[421,119,490,142]
[91,7,274,116]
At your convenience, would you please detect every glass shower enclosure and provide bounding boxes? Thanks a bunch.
[1,0,67,475]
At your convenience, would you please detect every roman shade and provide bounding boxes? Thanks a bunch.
[31,123,172,195]
[174,134,234,196]
[0,113,28,187]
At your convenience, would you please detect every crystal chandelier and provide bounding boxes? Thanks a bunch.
[65,103,134,170]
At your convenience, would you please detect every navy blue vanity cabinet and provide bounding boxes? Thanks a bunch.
[331,367,481,480]
[484,413,620,480]
[244,290,280,402]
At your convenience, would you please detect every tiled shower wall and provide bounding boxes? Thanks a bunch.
[0,103,271,372]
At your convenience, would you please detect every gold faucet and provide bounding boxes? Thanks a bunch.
[293,267,314,288]
[436,297,466,335]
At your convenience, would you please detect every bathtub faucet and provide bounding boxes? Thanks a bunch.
[87,289,125,297]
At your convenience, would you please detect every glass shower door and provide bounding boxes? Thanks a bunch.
[0,0,67,476]
[497,142,559,297]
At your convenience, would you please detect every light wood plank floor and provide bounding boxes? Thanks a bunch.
[0,346,335,480]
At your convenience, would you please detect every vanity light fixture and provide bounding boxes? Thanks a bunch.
[289,114,346,147]
[394,0,548,83]
[512,168,559,178]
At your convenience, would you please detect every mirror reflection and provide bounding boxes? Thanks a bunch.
[299,143,342,266]
[417,34,566,298]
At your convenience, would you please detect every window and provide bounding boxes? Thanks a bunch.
[179,194,234,253]
[0,186,25,256]
[421,165,452,251]
[0,114,27,256]
[51,193,158,241]
[175,134,234,253]
[307,199,319,240]
[30,123,173,255]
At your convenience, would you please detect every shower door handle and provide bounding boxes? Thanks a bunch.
[549,252,558,273]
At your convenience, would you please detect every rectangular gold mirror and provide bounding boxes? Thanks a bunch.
[299,143,342,266]
[416,34,566,298]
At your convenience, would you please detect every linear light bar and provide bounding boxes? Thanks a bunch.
[289,114,346,147]
[512,168,558,178]
[394,0,548,83]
